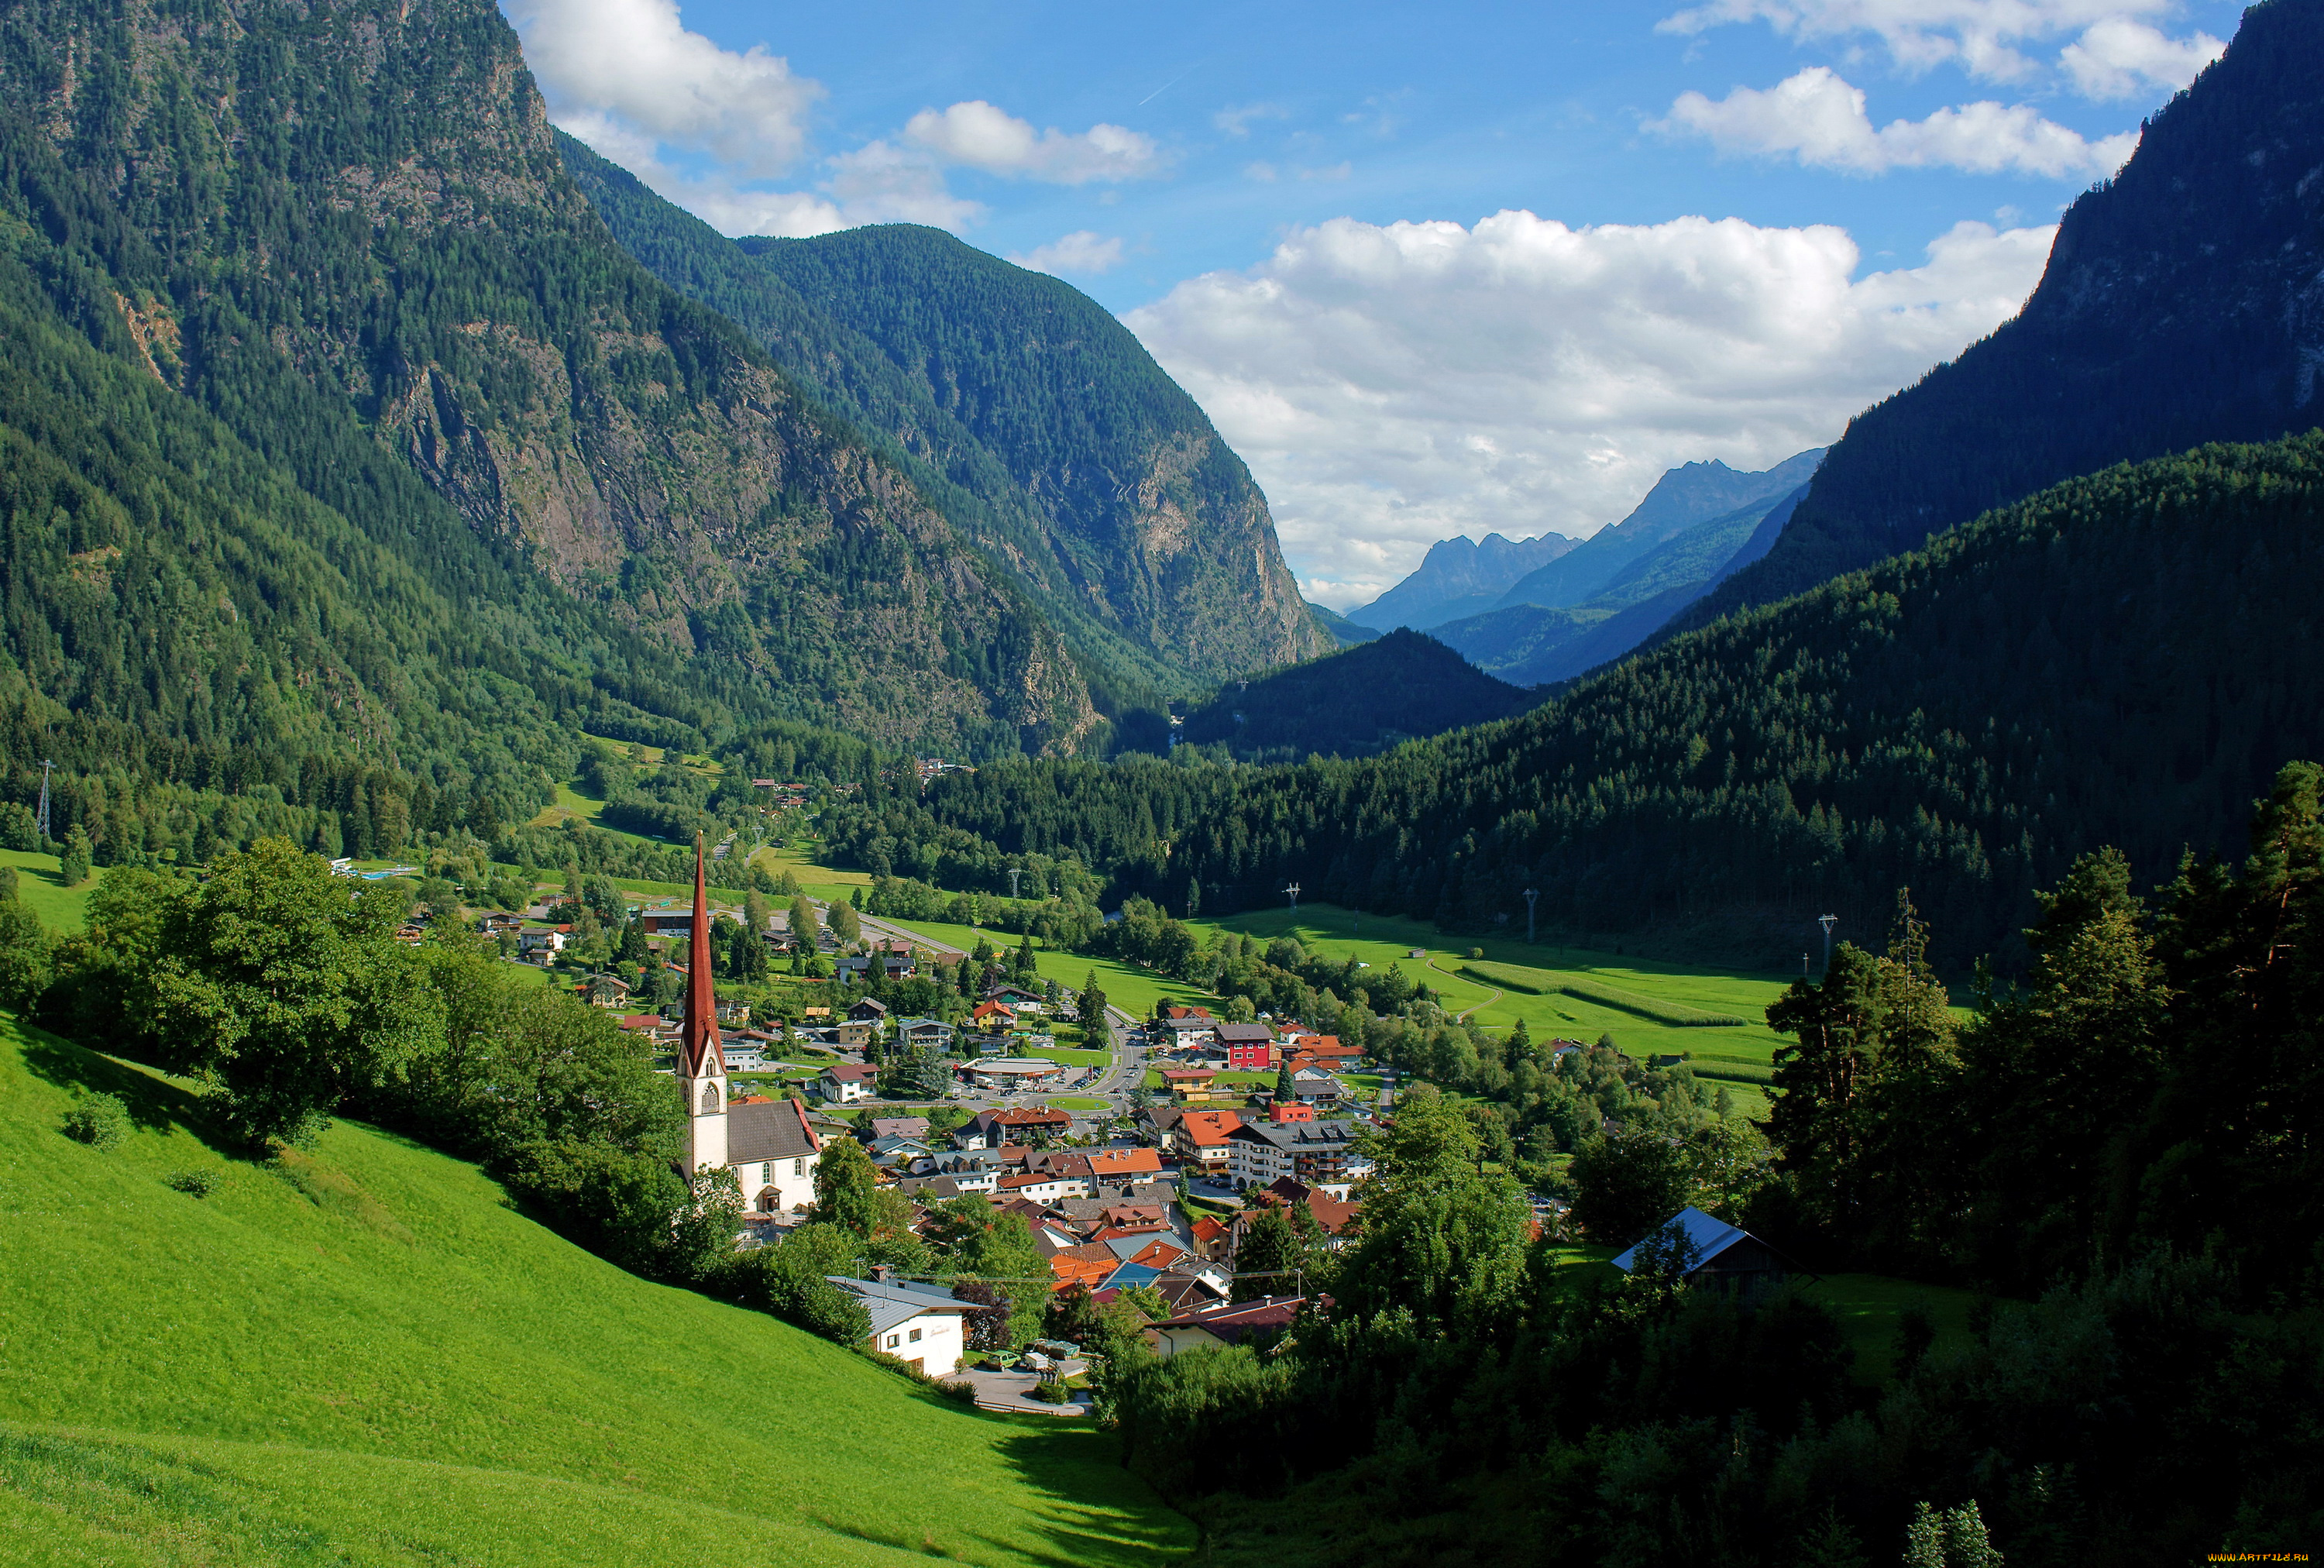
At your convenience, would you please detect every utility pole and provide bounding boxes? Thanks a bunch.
[1523,888,1539,944]
[1803,952,1810,978]
[1007,867,1023,900]
[1818,914,1838,975]
[1284,882,1301,916]
[34,760,51,843]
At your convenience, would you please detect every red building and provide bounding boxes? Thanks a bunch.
[1218,1020,1276,1071]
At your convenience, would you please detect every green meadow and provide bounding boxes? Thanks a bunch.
[867,915,1216,1019]
[1192,903,1798,1083]
[0,1016,1191,1566]
[0,847,94,931]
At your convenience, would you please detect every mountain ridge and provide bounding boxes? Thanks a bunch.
[1345,531,1577,631]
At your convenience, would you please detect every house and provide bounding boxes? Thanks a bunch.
[957,1105,1073,1150]
[867,1134,934,1166]
[1610,1207,1809,1295]
[1291,1067,1346,1106]
[997,1169,1088,1205]
[837,941,918,983]
[1149,1296,1305,1357]
[1245,1178,1360,1239]
[1050,1243,1120,1291]
[1159,1068,1221,1104]
[1225,1117,1361,1192]
[641,910,693,937]
[896,1017,955,1052]
[1217,1021,1277,1071]
[1080,1147,1165,1184]
[1167,1110,1246,1175]
[1188,1215,1232,1261]
[985,985,1047,1011]
[870,1116,930,1143]
[818,1064,878,1105]
[969,1000,1016,1030]
[833,1021,875,1048]
[829,1274,968,1376]
[720,1040,773,1072]
[847,998,889,1024]
[1158,1009,1219,1050]
[517,927,569,958]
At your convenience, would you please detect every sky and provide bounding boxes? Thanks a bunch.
[500,0,2244,607]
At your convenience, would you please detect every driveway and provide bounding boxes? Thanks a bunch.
[957,1363,1094,1416]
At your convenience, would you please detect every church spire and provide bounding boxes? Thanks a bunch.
[681,832,724,1080]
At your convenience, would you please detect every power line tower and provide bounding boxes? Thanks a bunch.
[1283,882,1301,916]
[34,760,52,843]
[1523,888,1539,943]
[1817,913,1838,974]
[1007,867,1023,900]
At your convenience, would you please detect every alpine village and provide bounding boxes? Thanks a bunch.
[1,0,2321,1564]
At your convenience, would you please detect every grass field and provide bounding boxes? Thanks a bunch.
[870,916,1216,1018]
[0,1015,1190,1566]
[0,847,93,931]
[1193,903,1799,1079]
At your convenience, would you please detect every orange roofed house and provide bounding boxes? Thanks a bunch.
[1166,1110,1245,1177]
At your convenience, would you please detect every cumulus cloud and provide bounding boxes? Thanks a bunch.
[504,0,822,175]
[2060,18,2224,97]
[1008,231,1127,277]
[1126,211,2054,605]
[1659,66,2137,176]
[903,101,1163,183]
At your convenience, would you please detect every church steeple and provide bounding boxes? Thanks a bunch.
[677,833,727,1176]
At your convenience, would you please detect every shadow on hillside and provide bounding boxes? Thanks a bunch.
[16,1021,215,1142]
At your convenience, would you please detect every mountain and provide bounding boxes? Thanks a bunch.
[1673,0,2324,636]
[0,1017,1183,1563]
[1345,531,1576,631]
[1432,483,1808,685]
[0,0,1117,874]
[872,433,2324,968]
[1176,629,1536,762]
[555,142,1322,696]
[1490,449,1824,612]
[1308,600,1384,646]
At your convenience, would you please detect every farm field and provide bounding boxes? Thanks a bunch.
[0,1015,1189,1566]
[1193,903,1798,1079]
[871,916,1216,1018]
[0,848,93,931]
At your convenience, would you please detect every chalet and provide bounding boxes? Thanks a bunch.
[837,940,918,983]
[1150,1296,1305,1357]
[1159,1068,1222,1104]
[1611,1207,1809,1296]
[868,1134,934,1166]
[1167,1110,1245,1175]
[996,1169,1088,1205]
[1080,1147,1165,1184]
[1291,1067,1346,1105]
[869,1116,930,1143]
[829,1274,966,1377]
[818,1064,878,1105]
[957,1105,1073,1150]
[1245,1177,1360,1239]
[720,1040,773,1072]
[517,927,569,958]
[1158,1008,1219,1050]
[985,985,1047,1010]
[896,1017,955,1051]
[847,998,889,1024]
[1217,1021,1277,1071]
[1226,1116,1361,1192]
[833,1021,875,1048]
[641,910,694,937]
[715,999,751,1025]
[969,1000,1016,1030]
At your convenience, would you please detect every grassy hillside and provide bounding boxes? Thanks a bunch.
[0,1016,1189,1565]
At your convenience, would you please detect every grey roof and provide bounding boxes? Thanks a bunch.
[1216,1022,1274,1044]
[827,1275,967,1338]
[1229,1119,1360,1152]
[727,1098,820,1165]
[1610,1206,1765,1273]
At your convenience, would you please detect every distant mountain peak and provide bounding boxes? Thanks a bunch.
[1347,530,1578,632]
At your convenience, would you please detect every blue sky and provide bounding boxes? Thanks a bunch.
[504,0,2244,604]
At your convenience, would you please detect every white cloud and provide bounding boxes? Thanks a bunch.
[1244,161,1281,182]
[2060,18,2223,98]
[1126,210,2054,606]
[1659,67,2137,176]
[1215,102,1290,138]
[903,101,1163,183]
[1298,162,1354,181]
[1657,0,2225,101]
[823,140,987,229]
[1008,231,1127,277]
[504,0,822,176]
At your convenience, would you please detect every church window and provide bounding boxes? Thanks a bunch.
[760,1163,771,1184]
[792,1157,804,1178]
[700,1083,719,1114]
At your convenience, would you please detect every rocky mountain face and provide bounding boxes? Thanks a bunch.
[1676,0,2324,631]
[0,0,1096,758]
[556,136,1322,696]
[1344,531,1577,632]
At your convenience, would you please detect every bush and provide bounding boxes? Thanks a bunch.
[163,1168,220,1197]
[1026,1377,1071,1404]
[60,1093,128,1150]
[933,1377,979,1403]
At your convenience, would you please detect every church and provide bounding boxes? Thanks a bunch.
[674,836,823,1214]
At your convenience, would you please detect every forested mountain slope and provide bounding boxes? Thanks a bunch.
[892,435,2324,968]
[1674,0,2324,634]
[557,140,1321,692]
[1176,630,1535,762]
[0,0,1097,864]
